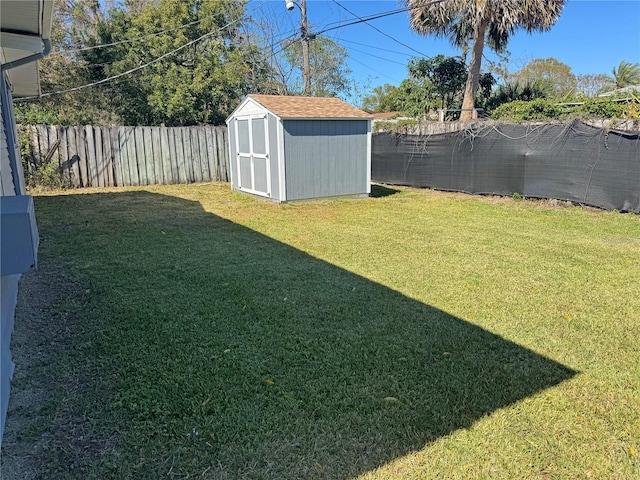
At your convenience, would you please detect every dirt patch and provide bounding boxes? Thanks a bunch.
[0,259,105,478]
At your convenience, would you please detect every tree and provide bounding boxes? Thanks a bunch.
[408,55,467,109]
[395,78,437,117]
[475,72,497,109]
[609,60,640,89]
[485,79,551,111]
[282,36,352,97]
[243,8,354,99]
[82,0,263,125]
[511,58,576,98]
[361,84,401,113]
[15,0,120,125]
[404,0,566,120]
[576,74,613,98]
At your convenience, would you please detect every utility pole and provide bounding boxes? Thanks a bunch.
[300,0,311,96]
[286,0,311,96]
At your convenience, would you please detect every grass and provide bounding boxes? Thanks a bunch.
[4,183,640,479]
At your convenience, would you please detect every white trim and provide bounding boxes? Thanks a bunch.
[277,118,286,202]
[235,115,270,198]
[226,120,234,188]
[278,116,372,121]
[233,117,241,189]
[254,115,271,198]
[226,96,266,123]
[366,120,372,194]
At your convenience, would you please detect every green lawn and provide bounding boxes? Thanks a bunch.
[6,183,640,479]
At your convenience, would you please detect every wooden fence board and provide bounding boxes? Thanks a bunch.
[128,127,141,186]
[50,126,62,181]
[160,127,171,184]
[205,127,217,181]
[198,127,208,181]
[33,126,44,163]
[145,127,155,185]
[151,127,163,185]
[167,128,177,183]
[190,128,199,182]
[175,129,186,184]
[85,126,98,187]
[120,127,131,186]
[139,127,148,185]
[133,127,146,185]
[182,128,192,183]
[168,128,179,183]
[67,126,81,187]
[75,127,88,187]
[112,128,123,186]
[93,127,104,187]
[217,127,229,182]
[191,128,202,182]
[211,127,219,181]
[22,124,231,188]
[59,127,71,187]
[102,127,114,187]
[198,127,210,181]
[39,127,47,163]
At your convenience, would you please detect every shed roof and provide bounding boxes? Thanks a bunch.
[248,94,372,120]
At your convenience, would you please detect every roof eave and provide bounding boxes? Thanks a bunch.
[1,0,54,97]
[279,117,372,121]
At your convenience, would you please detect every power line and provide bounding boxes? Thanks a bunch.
[327,39,407,66]
[18,1,272,101]
[344,54,399,83]
[50,15,215,56]
[317,0,447,36]
[331,37,416,58]
[329,0,431,59]
[17,20,239,101]
[20,0,449,101]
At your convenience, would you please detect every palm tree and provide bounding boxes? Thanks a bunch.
[610,60,640,89]
[405,0,566,120]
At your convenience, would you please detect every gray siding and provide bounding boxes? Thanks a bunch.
[268,113,280,202]
[283,120,369,201]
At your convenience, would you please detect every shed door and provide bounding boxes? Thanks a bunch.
[235,115,270,197]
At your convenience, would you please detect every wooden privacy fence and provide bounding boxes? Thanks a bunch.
[21,125,230,188]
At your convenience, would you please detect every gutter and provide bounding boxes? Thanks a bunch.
[1,36,51,195]
[1,38,51,70]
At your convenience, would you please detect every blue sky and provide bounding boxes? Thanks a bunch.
[249,0,640,91]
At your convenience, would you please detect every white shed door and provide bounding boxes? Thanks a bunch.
[236,116,270,197]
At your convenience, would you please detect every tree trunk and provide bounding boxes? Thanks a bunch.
[460,18,488,121]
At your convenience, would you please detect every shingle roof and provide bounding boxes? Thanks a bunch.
[248,94,372,119]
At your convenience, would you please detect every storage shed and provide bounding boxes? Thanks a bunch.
[226,94,372,202]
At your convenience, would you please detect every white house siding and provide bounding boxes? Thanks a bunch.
[0,89,16,196]
[0,274,20,446]
[0,74,23,447]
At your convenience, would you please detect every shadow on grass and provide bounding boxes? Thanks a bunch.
[369,183,400,198]
[18,191,576,479]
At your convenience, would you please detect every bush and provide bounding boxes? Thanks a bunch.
[18,127,64,190]
[490,97,640,121]
[491,99,571,121]
[581,99,627,118]
[373,118,418,134]
[485,79,551,111]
